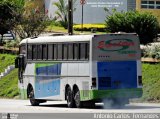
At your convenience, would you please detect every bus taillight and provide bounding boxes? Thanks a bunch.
[92,78,96,88]
[138,76,143,86]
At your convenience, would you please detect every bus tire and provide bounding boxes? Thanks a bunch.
[74,88,83,108]
[82,101,95,108]
[66,87,75,108]
[29,87,39,106]
[88,101,95,108]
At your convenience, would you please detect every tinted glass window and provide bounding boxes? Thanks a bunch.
[148,5,154,9]
[42,44,47,60]
[86,43,89,59]
[63,44,68,60]
[141,5,147,8]
[37,45,42,60]
[48,44,53,60]
[27,45,32,59]
[157,6,160,9]
[156,1,160,5]
[32,45,37,60]
[53,44,58,60]
[68,43,73,60]
[73,43,79,60]
[141,1,147,4]
[58,44,62,60]
[149,1,154,4]
[80,43,86,60]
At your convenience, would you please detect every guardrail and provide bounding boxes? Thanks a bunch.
[0,65,15,79]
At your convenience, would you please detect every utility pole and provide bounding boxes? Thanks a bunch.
[80,0,86,33]
[68,0,73,35]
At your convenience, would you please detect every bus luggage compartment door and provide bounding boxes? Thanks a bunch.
[97,61,137,90]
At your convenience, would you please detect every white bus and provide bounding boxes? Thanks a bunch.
[15,33,142,108]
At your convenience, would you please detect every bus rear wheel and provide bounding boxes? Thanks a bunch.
[29,87,39,106]
[74,88,83,108]
[66,87,75,108]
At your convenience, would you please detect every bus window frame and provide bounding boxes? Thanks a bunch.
[26,42,90,61]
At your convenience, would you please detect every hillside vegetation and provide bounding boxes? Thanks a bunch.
[0,54,16,73]
[0,54,18,98]
[142,63,160,102]
[0,69,19,98]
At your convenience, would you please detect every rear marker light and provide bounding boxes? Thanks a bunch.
[138,76,143,86]
[92,78,96,88]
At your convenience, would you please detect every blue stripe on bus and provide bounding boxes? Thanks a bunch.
[36,64,61,75]
[97,61,137,90]
[35,63,62,98]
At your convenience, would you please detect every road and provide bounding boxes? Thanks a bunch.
[0,99,160,119]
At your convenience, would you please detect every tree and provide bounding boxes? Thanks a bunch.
[16,12,49,39]
[0,0,22,44]
[15,0,49,39]
[105,11,160,44]
[53,0,77,29]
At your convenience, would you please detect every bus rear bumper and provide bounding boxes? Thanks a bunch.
[80,88,142,101]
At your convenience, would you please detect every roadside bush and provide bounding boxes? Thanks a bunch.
[142,43,160,59]
[73,24,106,32]
[105,11,160,44]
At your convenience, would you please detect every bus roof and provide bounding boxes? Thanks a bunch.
[19,33,138,45]
[19,35,94,45]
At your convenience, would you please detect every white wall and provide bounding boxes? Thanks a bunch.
[45,0,135,24]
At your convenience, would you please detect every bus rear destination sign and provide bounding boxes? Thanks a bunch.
[97,39,135,52]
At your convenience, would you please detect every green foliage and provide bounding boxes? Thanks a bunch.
[0,0,23,43]
[73,24,106,32]
[53,0,77,29]
[105,11,160,44]
[0,69,19,98]
[142,63,160,101]
[0,54,18,98]
[53,0,69,29]
[13,0,49,39]
[16,13,50,39]
[3,40,20,49]
[0,54,16,73]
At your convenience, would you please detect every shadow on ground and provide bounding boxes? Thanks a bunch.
[27,103,160,110]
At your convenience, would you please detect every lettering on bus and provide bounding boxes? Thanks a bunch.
[97,39,137,55]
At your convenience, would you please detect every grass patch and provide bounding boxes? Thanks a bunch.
[0,54,18,98]
[45,23,106,34]
[142,63,160,102]
[46,25,67,33]
[0,69,19,98]
[0,54,16,73]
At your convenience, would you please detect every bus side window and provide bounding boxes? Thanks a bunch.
[48,44,53,60]
[27,45,32,60]
[63,44,68,60]
[86,43,89,60]
[37,45,42,60]
[80,43,86,60]
[68,43,73,60]
[32,45,37,60]
[73,43,79,60]
[53,44,58,60]
[57,44,62,60]
[42,44,47,60]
